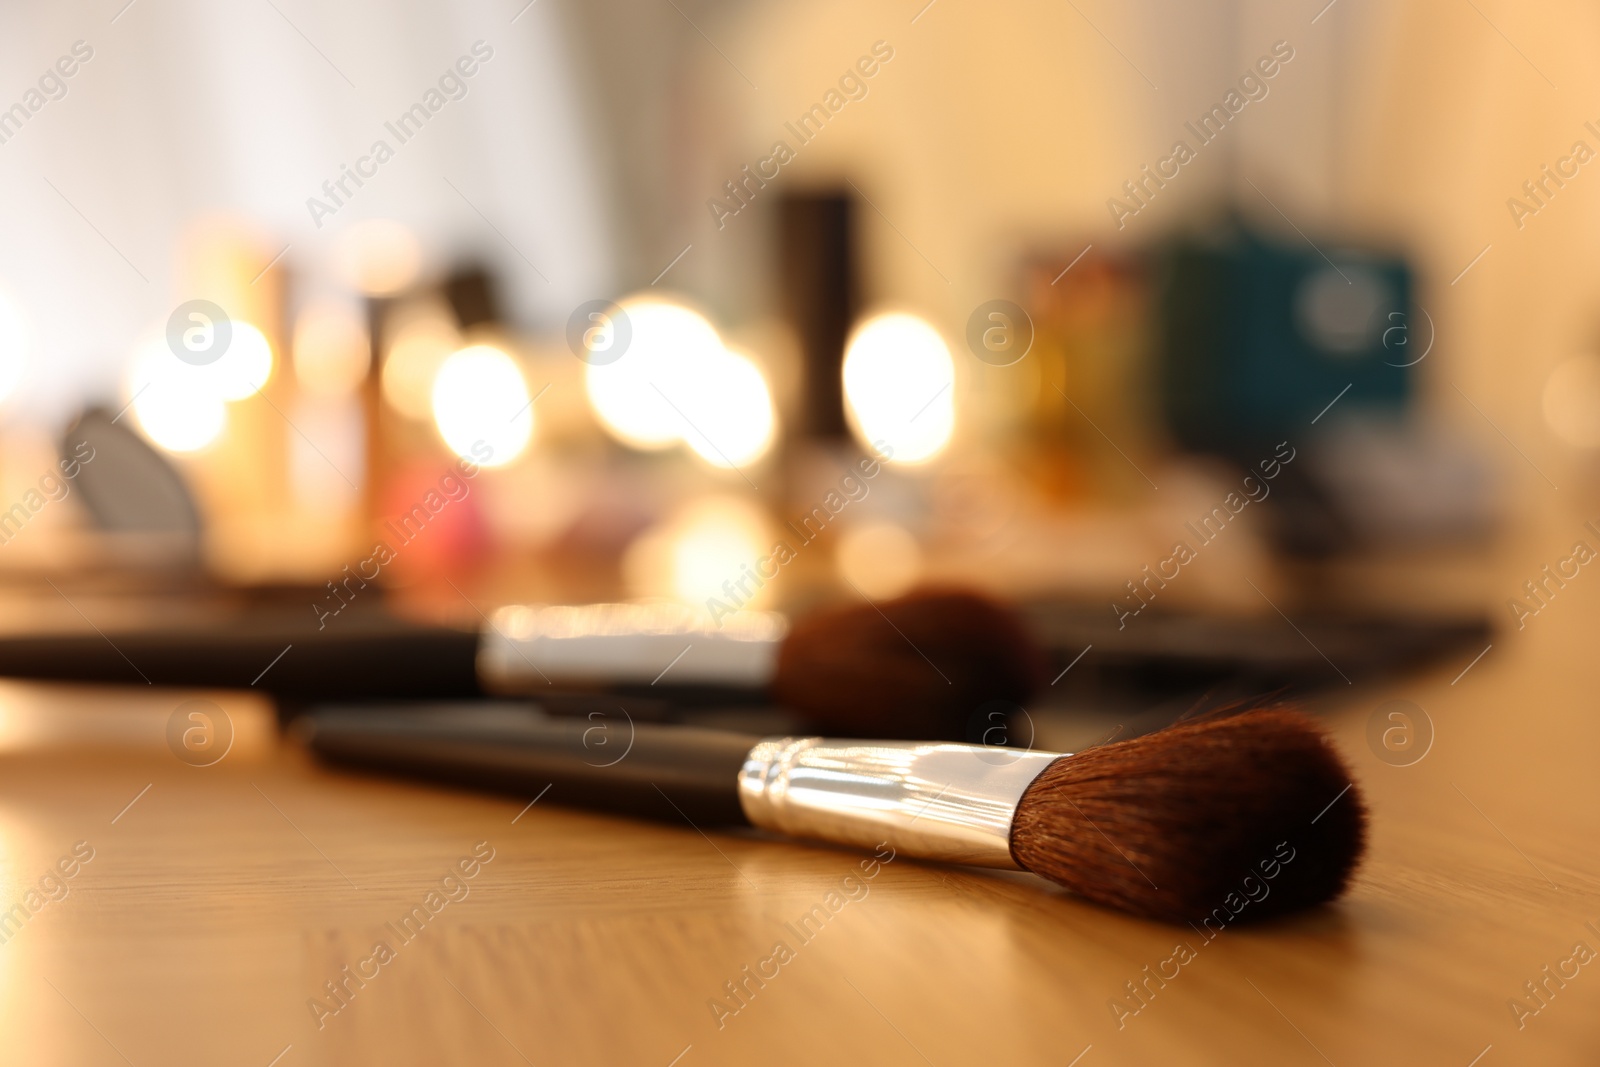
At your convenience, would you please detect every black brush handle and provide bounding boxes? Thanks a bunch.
[0,618,763,714]
[300,705,760,825]
[0,616,482,702]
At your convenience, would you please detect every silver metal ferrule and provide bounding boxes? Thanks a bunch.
[478,602,786,692]
[738,738,1066,868]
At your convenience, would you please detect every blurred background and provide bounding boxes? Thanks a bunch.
[0,0,1591,721]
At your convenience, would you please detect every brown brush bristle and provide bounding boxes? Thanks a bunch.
[1008,708,1367,923]
[771,586,1047,740]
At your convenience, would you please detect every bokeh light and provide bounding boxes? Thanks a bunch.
[198,321,274,400]
[843,312,955,464]
[128,338,227,453]
[623,495,772,609]
[431,344,533,467]
[585,297,722,451]
[676,345,776,469]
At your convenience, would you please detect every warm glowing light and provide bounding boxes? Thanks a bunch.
[294,300,370,398]
[334,219,422,296]
[585,298,723,450]
[0,288,28,406]
[432,344,533,466]
[843,312,955,464]
[494,601,786,642]
[382,304,460,420]
[194,321,273,400]
[676,346,776,468]
[1543,355,1600,448]
[129,339,226,453]
[836,521,923,599]
[623,495,772,610]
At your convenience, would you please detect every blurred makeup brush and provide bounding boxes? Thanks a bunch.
[484,586,1046,739]
[0,585,1042,740]
[301,703,1366,923]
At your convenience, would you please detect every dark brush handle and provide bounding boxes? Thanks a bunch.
[0,616,482,703]
[300,704,760,825]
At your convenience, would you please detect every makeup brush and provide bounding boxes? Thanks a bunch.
[301,703,1365,922]
[0,585,1042,739]
[476,585,1047,739]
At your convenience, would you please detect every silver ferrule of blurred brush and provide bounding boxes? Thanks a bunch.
[737,738,1066,868]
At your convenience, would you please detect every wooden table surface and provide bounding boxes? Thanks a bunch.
[0,605,1596,1067]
